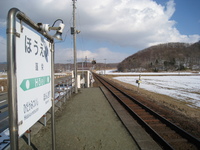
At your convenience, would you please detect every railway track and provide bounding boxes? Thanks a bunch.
[93,73,200,150]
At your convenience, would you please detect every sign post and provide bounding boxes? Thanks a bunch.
[51,42,56,150]
[7,8,56,149]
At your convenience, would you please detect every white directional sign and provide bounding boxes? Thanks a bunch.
[16,22,52,136]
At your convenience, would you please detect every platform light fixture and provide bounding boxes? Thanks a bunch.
[38,19,65,40]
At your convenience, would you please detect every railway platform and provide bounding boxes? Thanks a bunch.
[20,87,161,150]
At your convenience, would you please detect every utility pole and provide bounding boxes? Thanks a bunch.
[72,0,78,93]
[85,56,87,67]
[104,59,106,75]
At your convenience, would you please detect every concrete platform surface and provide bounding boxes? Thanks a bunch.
[20,87,139,150]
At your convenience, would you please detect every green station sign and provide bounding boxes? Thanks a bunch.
[20,75,51,91]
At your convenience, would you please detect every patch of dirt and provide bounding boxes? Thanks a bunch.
[104,75,200,139]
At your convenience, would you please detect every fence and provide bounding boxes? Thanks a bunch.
[0,76,74,149]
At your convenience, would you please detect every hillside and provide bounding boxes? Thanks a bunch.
[117,41,200,72]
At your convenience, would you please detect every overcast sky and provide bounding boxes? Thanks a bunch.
[0,0,200,63]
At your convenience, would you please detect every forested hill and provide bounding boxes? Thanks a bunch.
[117,41,200,72]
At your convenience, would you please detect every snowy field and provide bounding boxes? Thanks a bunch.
[113,75,200,108]
[97,70,200,108]
[0,72,7,80]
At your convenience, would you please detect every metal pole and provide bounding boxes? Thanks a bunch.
[7,8,20,150]
[73,0,78,93]
[51,42,56,150]
[26,129,31,146]
[104,59,106,75]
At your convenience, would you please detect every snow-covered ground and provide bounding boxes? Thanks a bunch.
[96,69,200,108]
[113,75,200,108]
[0,77,7,80]
[0,72,7,80]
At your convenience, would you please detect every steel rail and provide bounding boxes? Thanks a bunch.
[117,83,200,148]
[94,73,200,150]
[94,74,173,149]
